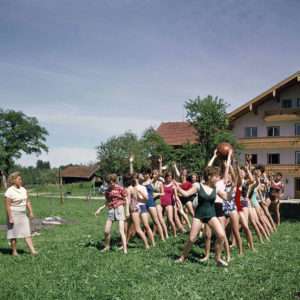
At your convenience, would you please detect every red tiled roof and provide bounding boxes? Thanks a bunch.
[60,164,100,179]
[156,122,198,146]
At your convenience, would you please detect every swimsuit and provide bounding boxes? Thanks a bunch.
[160,184,174,208]
[145,184,156,208]
[194,184,216,223]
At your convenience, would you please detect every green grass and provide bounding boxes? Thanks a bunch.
[0,197,300,300]
[27,182,100,197]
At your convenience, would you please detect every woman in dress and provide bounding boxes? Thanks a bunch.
[5,172,38,256]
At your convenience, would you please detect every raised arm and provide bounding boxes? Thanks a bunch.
[223,149,233,183]
[129,155,134,175]
[173,162,180,178]
[158,156,163,175]
[208,148,218,167]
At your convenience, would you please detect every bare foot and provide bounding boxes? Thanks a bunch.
[200,256,209,263]
[100,247,110,253]
[216,259,228,267]
[175,256,185,263]
[12,252,19,257]
[31,251,38,256]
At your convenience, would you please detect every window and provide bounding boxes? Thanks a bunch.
[296,152,300,165]
[297,98,300,108]
[281,99,293,108]
[245,154,257,164]
[267,126,280,137]
[268,153,280,164]
[245,127,258,138]
[295,124,300,136]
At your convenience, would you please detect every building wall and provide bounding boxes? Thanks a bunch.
[231,83,300,199]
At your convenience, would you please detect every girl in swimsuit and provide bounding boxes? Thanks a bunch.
[270,172,284,225]
[175,166,228,267]
[123,174,150,249]
[142,169,166,241]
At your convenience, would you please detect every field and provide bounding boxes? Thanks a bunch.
[1,195,300,300]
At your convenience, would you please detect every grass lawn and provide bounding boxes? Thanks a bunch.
[0,196,300,300]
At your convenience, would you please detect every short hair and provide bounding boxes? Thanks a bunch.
[8,171,21,187]
[203,167,219,182]
[106,173,118,183]
[123,174,137,187]
[276,172,282,177]
[256,164,265,173]
[164,172,172,179]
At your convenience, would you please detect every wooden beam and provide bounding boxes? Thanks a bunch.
[297,75,300,82]
[272,89,276,97]
[249,103,253,111]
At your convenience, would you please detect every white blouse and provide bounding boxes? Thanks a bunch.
[5,186,28,212]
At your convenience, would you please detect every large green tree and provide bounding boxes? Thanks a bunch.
[96,128,174,176]
[0,109,49,182]
[185,95,239,164]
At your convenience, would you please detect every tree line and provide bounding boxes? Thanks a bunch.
[0,95,239,187]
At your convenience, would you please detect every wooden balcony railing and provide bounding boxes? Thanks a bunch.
[238,136,300,149]
[265,164,300,176]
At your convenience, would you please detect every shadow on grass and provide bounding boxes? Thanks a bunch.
[0,248,26,255]
[84,237,141,251]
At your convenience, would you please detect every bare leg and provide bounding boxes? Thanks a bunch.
[130,213,150,249]
[177,218,202,262]
[207,217,227,266]
[186,201,195,218]
[25,237,37,255]
[275,200,281,226]
[218,216,231,262]
[10,239,18,256]
[174,206,186,233]
[262,201,276,231]
[249,208,264,243]
[200,224,211,262]
[239,211,255,251]
[166,205,177,237]
[157,205,169,239]
[118,220,128,254]
[103,219,112,251]
[149,207,165,241]
[141,213,155,246]
[229,211,243,255]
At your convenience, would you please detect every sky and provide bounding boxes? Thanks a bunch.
[1,0,300,167]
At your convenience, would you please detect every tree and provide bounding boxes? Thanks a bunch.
[0,109,48,186]
[96,128,174,176]
[140,127,174,169]
[36,160,51,170]
[174,142,205,173]
[185,95,239,164]
[96,132,143,176]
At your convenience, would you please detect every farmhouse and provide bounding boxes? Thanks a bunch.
[156,71,300,199]
[60,164,100,184]
[156,121,198,148]
[229,71,300,199]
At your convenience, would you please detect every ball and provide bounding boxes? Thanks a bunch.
[217,142,233,158]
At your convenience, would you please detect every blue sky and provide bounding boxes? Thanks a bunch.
[1,0,299,166]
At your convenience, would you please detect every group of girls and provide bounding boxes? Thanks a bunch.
[96,149,284,266]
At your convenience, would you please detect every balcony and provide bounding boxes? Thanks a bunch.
[238,136,300,149]
[264,108,300,122]
[265,164,300,176]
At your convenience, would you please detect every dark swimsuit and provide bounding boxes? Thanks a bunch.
[194,184,216,223]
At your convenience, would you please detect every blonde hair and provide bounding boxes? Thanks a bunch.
[8,171,21,187]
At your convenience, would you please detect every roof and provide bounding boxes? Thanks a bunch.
[60,164,100,179]
[228,70,300,122]
[156,122,198,146]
